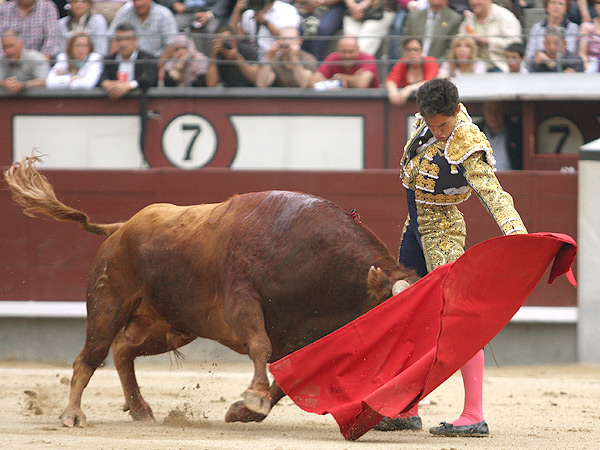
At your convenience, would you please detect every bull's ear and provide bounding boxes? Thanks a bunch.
[392,279,410,296]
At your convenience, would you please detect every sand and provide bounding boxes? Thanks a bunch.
[1,359,599,450]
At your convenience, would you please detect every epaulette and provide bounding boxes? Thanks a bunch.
[444,119,496,168]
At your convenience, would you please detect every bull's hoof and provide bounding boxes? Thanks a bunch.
[124,400,155,421]
[60,408,87,428]
[129,407,155,422]
[224,400,268,423]
[242,389,272,416]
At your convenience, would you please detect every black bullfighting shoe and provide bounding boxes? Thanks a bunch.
[374,415,423,431]
[429,420,489,437]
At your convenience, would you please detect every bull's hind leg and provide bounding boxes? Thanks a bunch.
[111,315,195,421]
[60,261,140,428]
[222,289,274,422]
[60,318,127,427]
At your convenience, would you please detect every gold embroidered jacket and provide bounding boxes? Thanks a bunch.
[400,104,527,236]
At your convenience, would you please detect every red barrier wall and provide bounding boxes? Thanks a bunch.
[0,169,576,307]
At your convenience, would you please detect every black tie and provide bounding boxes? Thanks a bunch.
[408,128,433,160]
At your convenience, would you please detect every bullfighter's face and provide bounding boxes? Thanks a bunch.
[423,106,460,142]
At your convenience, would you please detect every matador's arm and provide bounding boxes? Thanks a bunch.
[462,152,528,236]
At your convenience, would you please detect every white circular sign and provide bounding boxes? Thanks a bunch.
[162,114,218,168]
[537,116,583,155]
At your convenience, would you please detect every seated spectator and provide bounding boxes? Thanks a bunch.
[256,26,316,87]
[399,0,464,62]
[206,25,259,86]
[525,0,579,71]
[108,0,178,63]
[475,101,523,170]
[578,5,600,72]
[163,0,234,55]
[342,0,395,56]
[505,41,528,72]
[59,0,109,56]
[0,0,61,59]
[438,35,487,76]
[295,0,345,61]
[459,0,522,72]
[386,38,438,105]
[91,0,128,23]
[98,23,158,99]
[229,0,301,61]
[46,31,104,88]
[309,35,380,88]
[163,33,209,86]
[530,26,584,71]
[0,29,49,93]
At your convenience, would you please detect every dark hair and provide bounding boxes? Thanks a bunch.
[116,23,137,36]
[416,78,459,118]
[505,42,524,57]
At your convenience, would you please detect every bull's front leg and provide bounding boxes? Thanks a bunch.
[222,289,274,422]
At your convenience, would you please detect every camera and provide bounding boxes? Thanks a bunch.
[245,0,267,11]
[222,40,233,50]
[278,42,289,50]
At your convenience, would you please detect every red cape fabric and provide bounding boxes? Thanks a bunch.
[269,232,577,441]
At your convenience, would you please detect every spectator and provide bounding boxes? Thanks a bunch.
[579,5,600,72]
[163,33,209,86]
[309,35,380,88]
[385,38,438,106]
[459,0,522,72]
[256,26,316,87]
[47,32,104,88]
[108,0,178,63]
[530,25,584,71]
[163,0,234,55]
[569,0,597,24]
[475,101,523,170]
[342,0,395,56]
[0,29,49,93]
[295,0,345,61]
[230,0,301,61]
[505,41,528,72]
[91,0,128,23]
[387,0,411,62]
[449,0,471,16]
[524,0,578,71]
[206,25,259,86]
[438,35,487,76]
[59,0,108,56]
[399,0,464,61]
[98,23,158,99]
[0,0,61,59]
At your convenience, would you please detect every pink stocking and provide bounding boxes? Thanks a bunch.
[396,404,419,419]
[452,349,485,426]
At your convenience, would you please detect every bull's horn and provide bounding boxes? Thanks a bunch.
[392,280,410,296]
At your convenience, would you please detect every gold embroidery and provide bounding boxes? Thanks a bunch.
[462,152,527,235]
[415,202,466,272]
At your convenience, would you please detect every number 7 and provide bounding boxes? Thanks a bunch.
[549,125,569,154]
[181,123,202,161]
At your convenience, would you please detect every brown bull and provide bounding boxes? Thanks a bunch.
[4,156,416,428]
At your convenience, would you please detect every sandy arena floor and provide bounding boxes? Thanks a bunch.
[1,359,599,450]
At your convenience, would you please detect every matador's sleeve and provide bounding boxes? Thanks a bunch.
[462,152,528,236]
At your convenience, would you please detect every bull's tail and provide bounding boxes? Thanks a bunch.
[4,155,123,237]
